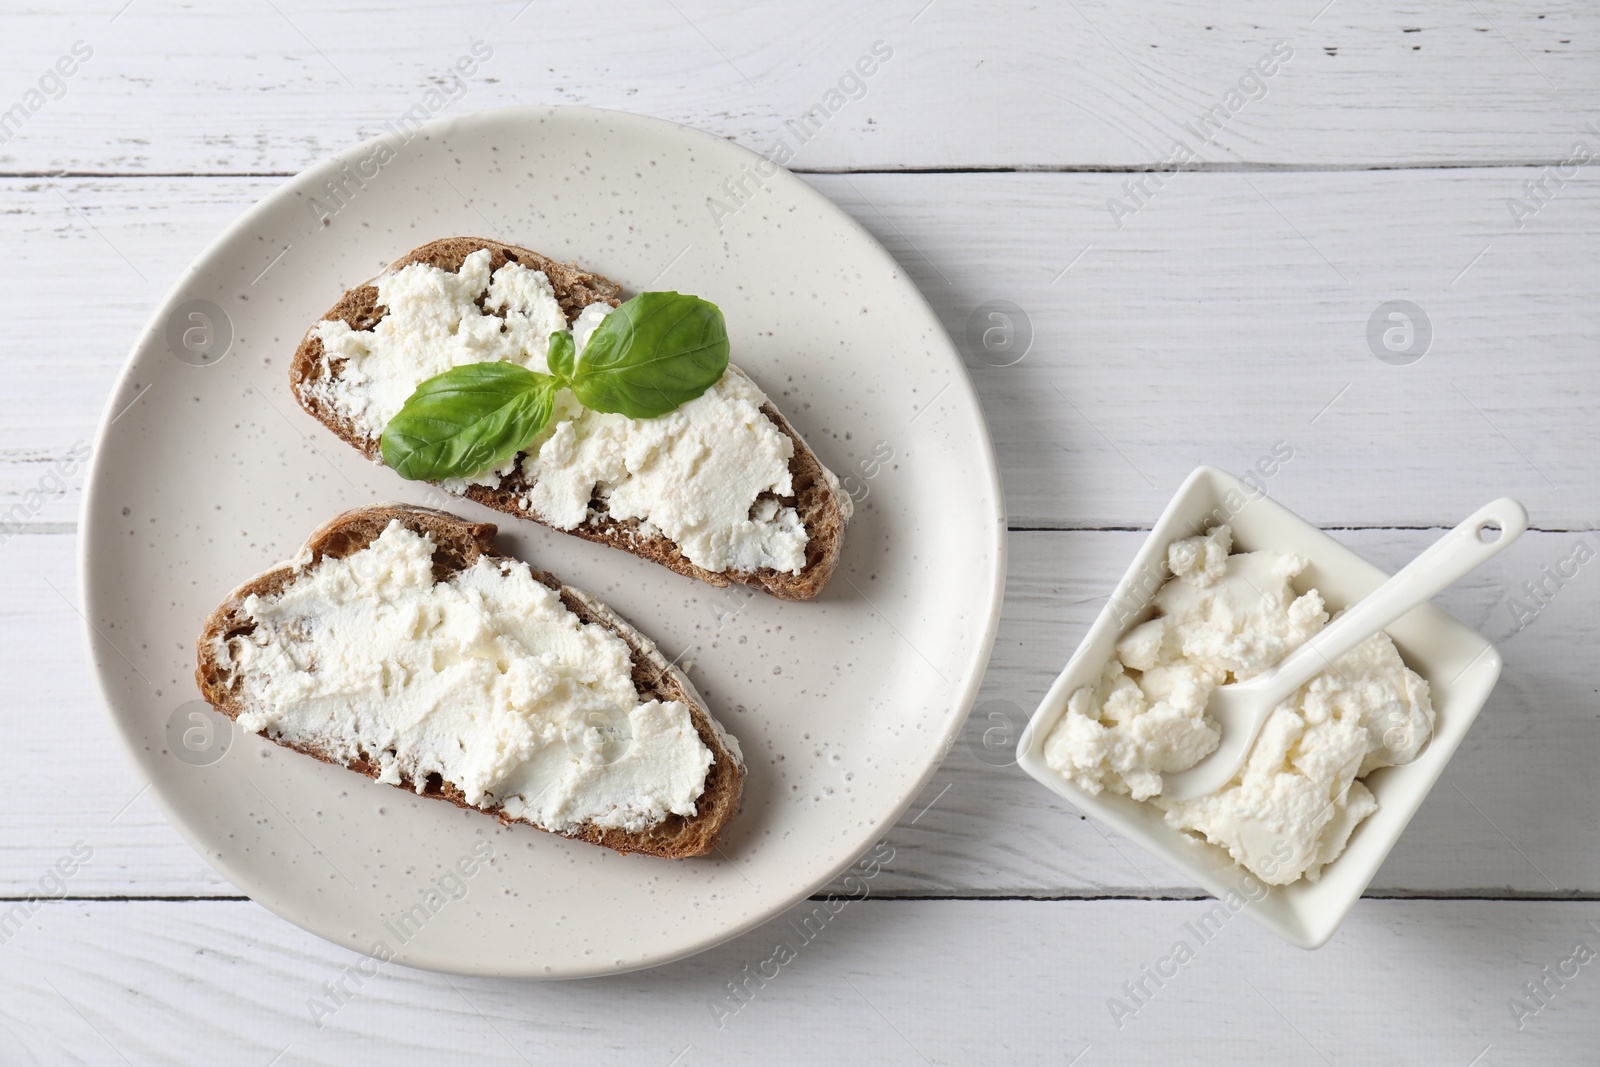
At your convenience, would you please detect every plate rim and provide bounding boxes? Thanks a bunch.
[78,103,1009,978]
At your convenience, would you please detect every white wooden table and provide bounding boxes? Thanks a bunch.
[3,2,1597,1062]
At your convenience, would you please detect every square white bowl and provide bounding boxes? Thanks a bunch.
[1016,466,1505,949]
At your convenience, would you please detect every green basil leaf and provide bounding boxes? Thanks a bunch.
[571,292,729,419]
[381,362,558,481]
[546,329,575,383]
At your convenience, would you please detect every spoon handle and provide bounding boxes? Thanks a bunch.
[1245,498,1528,709]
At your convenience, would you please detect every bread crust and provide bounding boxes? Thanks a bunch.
[194,504,745,859]
[290,237,851,600]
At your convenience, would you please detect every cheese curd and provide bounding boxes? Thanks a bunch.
[1044,524,1435,885]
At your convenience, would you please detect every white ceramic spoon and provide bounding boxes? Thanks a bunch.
[1159,498,1528,803]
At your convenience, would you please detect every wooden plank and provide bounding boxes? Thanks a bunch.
[0,897,1591,1063]
[0,169,1595,529]
[0,2,1595,173]
[9,527,1597,897]
[809,170,1600,531]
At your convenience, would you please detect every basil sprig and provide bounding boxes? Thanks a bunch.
[380,292,729,481]
[381,363,558,482]
[569,291,729,418]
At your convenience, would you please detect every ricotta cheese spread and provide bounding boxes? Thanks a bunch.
[214,520,718,835]
[1044,524,1435,885]
[308,249,810,576]
[517,360,807,575]
[311,249,576,439]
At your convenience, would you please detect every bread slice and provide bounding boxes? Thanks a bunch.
[194,504,744,859]
[290,237,852,600]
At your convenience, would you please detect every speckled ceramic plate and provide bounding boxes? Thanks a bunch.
[81,106,1005,978]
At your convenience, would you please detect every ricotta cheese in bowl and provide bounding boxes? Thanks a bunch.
[1042,523,1434,886]
[1016,466,1506,949]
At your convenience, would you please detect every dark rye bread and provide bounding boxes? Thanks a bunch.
[194,504,744,859]
[290,237,851,600]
